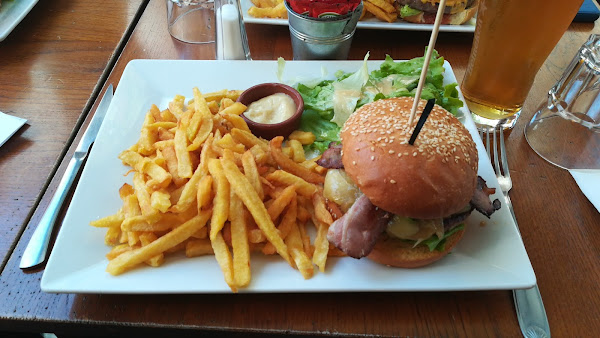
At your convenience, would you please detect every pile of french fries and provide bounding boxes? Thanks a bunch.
[91,88,341,292]
[361,0,399,23]
[248,0,287,19]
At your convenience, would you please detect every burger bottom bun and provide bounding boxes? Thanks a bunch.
[366,229,465,268]
[401,3,478,25]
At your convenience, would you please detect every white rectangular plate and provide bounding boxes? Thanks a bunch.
[241,0,476,33]
[41,60,535,294]
[0,0,39,41]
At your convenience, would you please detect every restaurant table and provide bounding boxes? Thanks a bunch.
[1,0,599,336]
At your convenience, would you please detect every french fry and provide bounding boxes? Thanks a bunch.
[139,232,164,267]
[208,159,230,240]
[267,185,296,221]
[132,172,159,220]
[230,189,251,287]
[197,175,213,211]
[151,190,171,213]
[219,102,247,116]
[174,111,194,178]
[270,136,324,184]
[169,156,206,213]
[90,213,124,228]
[366,0,396,13]
[311,212,330,273]
[162,146,187,187]
[185,239,213,257]
[220,158,291,264]
[363,1,398,23]
[211,232,237,292]
[106,244,135,260]
[312,191,334,225]
[119,150,172,189]
[242,150,264,200]
[265,170,317,198]
[231,128,269,152]
[285,222,314,279]
[106,210,211,275]
[288,139,306,163]
[288,130,316,145]
[138,111,158,156]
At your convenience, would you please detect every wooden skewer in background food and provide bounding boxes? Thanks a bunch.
[408,0,448,127]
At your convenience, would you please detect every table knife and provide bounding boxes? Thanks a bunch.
[20,84,114,269]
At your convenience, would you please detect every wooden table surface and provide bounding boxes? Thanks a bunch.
[1,0,599,336]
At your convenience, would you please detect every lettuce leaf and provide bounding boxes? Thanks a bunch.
[299,109,340,153]
[421,224,465,252]
[400,5,422,18]
[295,51,464,153]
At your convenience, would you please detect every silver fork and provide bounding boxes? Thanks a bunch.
[480,127,551,338]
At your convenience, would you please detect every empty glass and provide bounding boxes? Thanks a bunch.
[525,34,600,169]
[167,0,215,44]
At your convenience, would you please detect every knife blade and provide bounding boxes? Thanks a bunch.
[20,84,114,269]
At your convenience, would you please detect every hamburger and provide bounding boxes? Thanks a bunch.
[321,97,500,268]
[397,0,479,25]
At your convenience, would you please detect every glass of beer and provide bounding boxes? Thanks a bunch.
[462,0,584,129]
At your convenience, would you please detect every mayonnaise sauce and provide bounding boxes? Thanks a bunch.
[244,93,296,124]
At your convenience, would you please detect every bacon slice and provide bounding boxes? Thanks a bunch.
[316,142,343,169]
[327,194,390,258]
[471,176,501,218]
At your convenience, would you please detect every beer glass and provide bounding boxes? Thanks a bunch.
[462,0,584,129]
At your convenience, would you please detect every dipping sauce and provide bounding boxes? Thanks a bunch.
[244,93,297,124]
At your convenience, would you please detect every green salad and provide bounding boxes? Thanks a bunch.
[293,51,464,153]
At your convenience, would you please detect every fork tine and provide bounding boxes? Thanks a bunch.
[499,126,511,180]
[493,126,501,175]
[485,128,491,160]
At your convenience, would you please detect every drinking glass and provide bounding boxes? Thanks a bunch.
[167,0,215,44]
[525,34,600,170]
[462,0,584,129]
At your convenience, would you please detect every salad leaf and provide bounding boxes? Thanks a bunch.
[295,52,464,153]
[400,5,422,18]
[331,53,370,127]
[299,109,340,153]
[421,224,465,252]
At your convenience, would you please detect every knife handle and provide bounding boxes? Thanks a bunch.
[20,154,85,269]
[513,286,551,338]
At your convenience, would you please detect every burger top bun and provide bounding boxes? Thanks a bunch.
[340,97,478,219]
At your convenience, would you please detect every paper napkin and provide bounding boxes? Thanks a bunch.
[0,111,27,148]
[569,169,600,213]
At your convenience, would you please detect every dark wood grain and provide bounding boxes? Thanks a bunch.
[1,0,599,336]
[0,0,146,267]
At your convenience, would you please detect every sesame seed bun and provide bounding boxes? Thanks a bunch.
[340,97,478,219]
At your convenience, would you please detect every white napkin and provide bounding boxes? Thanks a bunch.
[0,111,27,148]
[569,169,600,213]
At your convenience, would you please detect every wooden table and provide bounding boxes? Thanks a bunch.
[1,0,599,336]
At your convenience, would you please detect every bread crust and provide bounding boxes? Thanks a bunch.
[367,228,465,268]
[340,97,478,219]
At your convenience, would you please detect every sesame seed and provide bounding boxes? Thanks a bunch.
[390,179,396,184]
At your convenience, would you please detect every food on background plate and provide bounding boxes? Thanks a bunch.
[248,0,287,18]
[397,0,479,25]
[321,97,501,267]
[91,87,336,292]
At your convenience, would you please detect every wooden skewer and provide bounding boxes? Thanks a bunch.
[408,0,448,127]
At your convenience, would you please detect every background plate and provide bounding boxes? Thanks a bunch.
[0,0,39,41]
[241,0,476,33]
[41,59,535,294]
